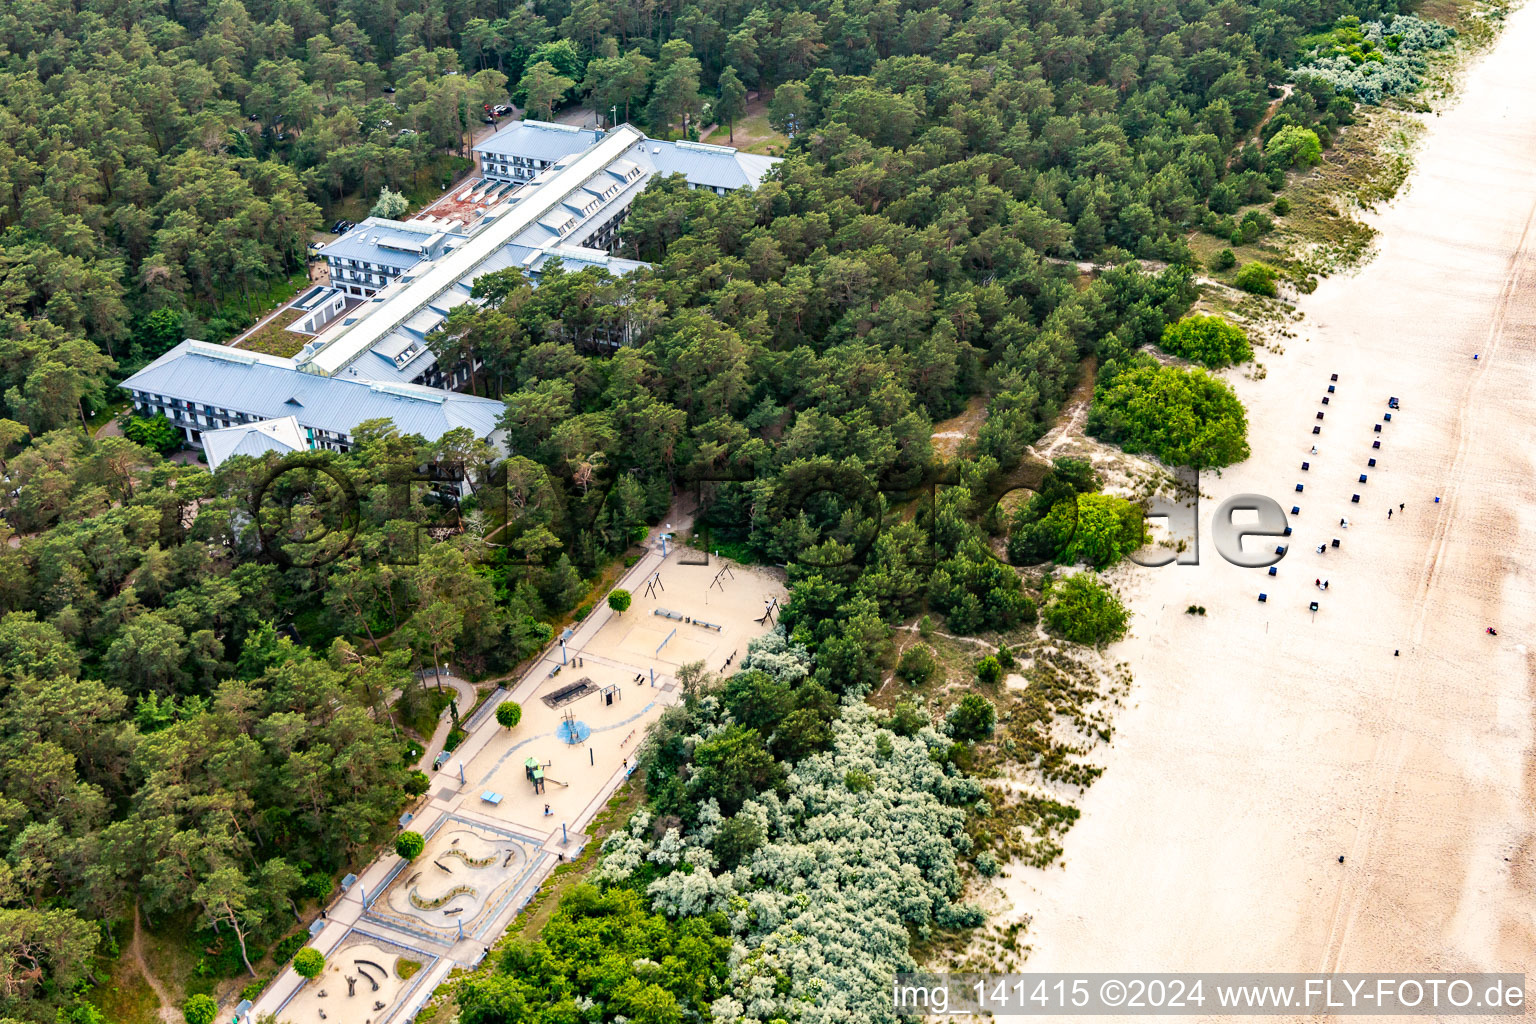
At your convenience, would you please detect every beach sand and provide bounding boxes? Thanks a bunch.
[997,4,1536,1008]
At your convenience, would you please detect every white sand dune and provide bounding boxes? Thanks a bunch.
[1000,4,1536,1008]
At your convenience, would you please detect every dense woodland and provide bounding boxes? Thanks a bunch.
[0,0,1447,1017]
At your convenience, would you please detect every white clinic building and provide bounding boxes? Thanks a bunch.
[120,123,780,463]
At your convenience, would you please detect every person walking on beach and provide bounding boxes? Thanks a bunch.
[1388,508,1393,519]
[1399,503,1405,511]
[1487,627,1498,636]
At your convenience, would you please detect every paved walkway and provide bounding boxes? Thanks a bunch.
[413,672,478,773]
[247,514,695,1024]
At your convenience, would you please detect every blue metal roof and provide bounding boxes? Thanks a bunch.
[637,138,779,191]
[323,218,461,270]
[474,120,604,164]
[122,342,503,442]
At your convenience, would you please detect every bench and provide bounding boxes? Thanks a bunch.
[481,791,502,805]
[653,608,684,621]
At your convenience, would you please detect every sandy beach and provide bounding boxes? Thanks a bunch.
[1000,4,1536,1012]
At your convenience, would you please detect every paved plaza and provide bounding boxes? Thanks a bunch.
[256,533,785,1024]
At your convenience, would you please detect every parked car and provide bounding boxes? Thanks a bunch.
[382,85,396,93]
[247,113,260,122]
[398,128,417,136]
[330,219,353,234]
[482,116,495,125]
[493,104,511,115]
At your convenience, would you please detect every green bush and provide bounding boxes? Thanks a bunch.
[1042,574,1130,647]
[713,814,767,869]
[947,694,996,742]
[896,645,937,686]
[1087,355,1250,468]
[1211,247,1236,271]
[395,831,425,860]
[1273,196,1291,215]
[1233,261,1279,297]
[495,700,523,729]
[292,948,326,980]
[301,871,333,900]
[1159,314,1252,368]
[607,589,632,613]
[122,413,182,454]
[573,603,593,621]
[1055,493,1148,568]
[1265,125,1322,169]
[182,994,217,1024]
[404,769,431,795]
[974,655,1002,685]
[272,932,307,965]
[883,701,928,737]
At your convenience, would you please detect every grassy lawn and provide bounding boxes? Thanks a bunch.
[196,270,312,342]
[88,961,160,1024]
[705,96,788,156]
[328,154,477,225]
[237,305,312,357]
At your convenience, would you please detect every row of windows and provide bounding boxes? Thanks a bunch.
[134,397,353,452]
[328,257,407,274]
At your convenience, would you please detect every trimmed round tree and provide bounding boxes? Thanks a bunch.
[292,947,325,980]
[495,700,522,730]
[182,994,217,1024]
[395,830,425,860]
[607,588,632,613]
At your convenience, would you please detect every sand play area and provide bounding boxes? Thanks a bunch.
[365,818,541,943]
[458,556,785,830]
[996,5,1536,999]
[276,935,432,1024]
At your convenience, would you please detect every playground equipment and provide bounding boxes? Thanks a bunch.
[541,677,596,708]
[643,572,665,600]
[757,596,780,626]
[557,709,591,744]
